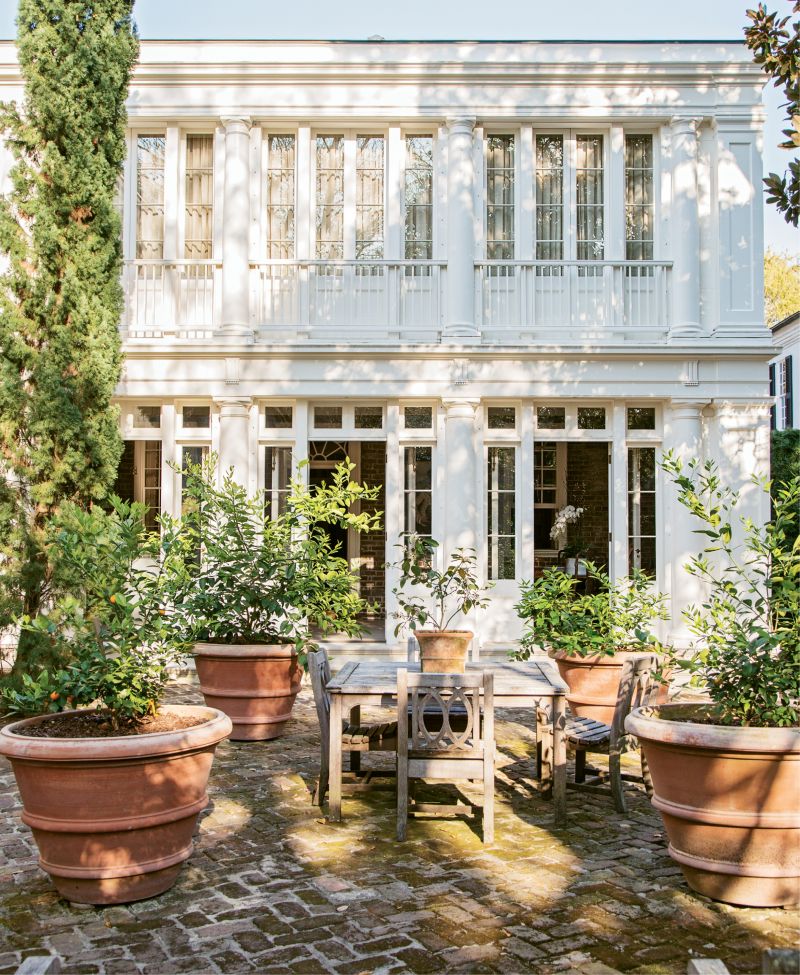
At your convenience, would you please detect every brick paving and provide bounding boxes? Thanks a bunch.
[1,674,797,975]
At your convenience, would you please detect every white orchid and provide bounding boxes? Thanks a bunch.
[549,504,585,544]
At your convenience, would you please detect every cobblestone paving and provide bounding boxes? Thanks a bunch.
[1,675,797,975]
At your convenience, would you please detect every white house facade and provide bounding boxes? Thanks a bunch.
[0,39,774,653]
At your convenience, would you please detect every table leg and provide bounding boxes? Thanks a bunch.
[329,692,343,822]
[349,705,361,775]
[553,692,567,827]
[538,701,553,799]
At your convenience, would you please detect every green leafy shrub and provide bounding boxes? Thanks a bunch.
[511,563,668,660]
[661,452,799,728]
[389,534,492,635]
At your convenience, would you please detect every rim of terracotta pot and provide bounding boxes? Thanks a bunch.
[0,704,232,762]
[553,648,659,665]
[194,641,297,659]
[415,630,474,638]
[626,703,800,754]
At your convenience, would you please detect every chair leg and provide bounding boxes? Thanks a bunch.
[609,752,626,813]
[640,750,654,798]
[574,749,587,784]
[538,723,553,797]
[483,758,494,845]
[397,766,408,842]
[314,747,329,806]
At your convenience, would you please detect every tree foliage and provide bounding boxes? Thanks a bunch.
[0,2,138,679]
[745,2,800,226]
[764,248,800,325]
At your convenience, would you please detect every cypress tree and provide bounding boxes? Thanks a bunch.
[0,1,138,679]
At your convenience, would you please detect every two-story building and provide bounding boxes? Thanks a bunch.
[0,39,774,653]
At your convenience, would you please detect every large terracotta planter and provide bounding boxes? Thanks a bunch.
[194,642,302,741]
[626,703,800,908]
[415,630,473,673]
[0,704,231,906]
[554,649,666,724]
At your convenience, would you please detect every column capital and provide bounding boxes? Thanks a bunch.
[442,397,480,421]
[670,398,710,422]
[214,396,252,418]
[220,115,252,135]
[669,116,701,137]
[445,116,477,136]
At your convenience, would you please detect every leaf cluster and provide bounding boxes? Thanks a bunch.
[661,452,800,727]
[390,534,493,634]
[511,563,668,661]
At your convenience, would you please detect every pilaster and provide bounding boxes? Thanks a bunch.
[215,395,252,487]
[669,117,703,340]
[445,117,478,338]
[220,116,253,339]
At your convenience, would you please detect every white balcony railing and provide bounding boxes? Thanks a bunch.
[251,260,445,332]
[477,261,672,332]
[122,260,219,338]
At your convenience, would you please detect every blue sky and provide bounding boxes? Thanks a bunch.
[0,0,797,252]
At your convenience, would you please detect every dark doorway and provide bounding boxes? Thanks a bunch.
[308,465,349,560]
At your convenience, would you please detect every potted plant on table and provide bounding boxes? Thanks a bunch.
[512,563,669,723]
[162,458,380,741]
[0,498,232,905]
[390,533,492,672]
[626,456,800,908]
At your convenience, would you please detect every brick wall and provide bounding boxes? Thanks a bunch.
[566,442,609,569]
[358,441,386,616]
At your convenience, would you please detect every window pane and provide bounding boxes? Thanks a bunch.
[576,135,604,262]
[486,135,514,262]
[266,135,295,260]
[537,406,565,429]
[403,405,433,429]
[265,405,293,429]
[487,406,516,429]
[627,407,656,431]
[356,136,384,260]
[316,135,344,260]
[578,407,606,430]
[136,136,165,259]
[314,405,343,429]
[536,135,564,264]
[182,406,210,429]
[354,406,383,429]
[628,447,656,575]
[265,446,292,520]
[134,406,161,428]
[142,441,162,532]
[405,136,433,262]
[404,446,433,537]
[625,134,654,262]
[487,446,515,580]
[184,135,213,259]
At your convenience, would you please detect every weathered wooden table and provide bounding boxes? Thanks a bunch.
[325,659,569,827]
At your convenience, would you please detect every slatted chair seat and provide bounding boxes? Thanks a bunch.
[342,721,398,746]
[565,715,612,747]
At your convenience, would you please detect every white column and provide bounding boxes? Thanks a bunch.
[220,116,252,337]
[710,400,772,539]
[215,396,252,488]
[664,399,708,647]
[669,117,702,339]
[442,398,480,561]
[445,117,478,337]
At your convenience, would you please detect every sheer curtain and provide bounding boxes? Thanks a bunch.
[356,135,384,261]
[266,135,295,260]
[486,135,514,261]
[316,135,344,260]
[404,136,433,261]
[136,136,165,259]
[535,135,564,267]
[184,135,213,259]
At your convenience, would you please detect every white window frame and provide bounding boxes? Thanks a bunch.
[485,442,519,582]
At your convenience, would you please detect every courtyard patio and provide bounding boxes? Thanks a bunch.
[0,674,796,975]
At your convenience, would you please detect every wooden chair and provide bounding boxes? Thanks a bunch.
[308,649,397,806]
[537,653,662,813]
[396,669,494,844]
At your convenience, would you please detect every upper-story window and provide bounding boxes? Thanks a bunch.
[486,135,515,261]
[316,135,344,260]
[356,136,384,260]
[184,135,213,259]
[136,135,165,259]
[625,134,654,262]
[576,135,604,262]
[266,134,296,260]
[535,135,563,263]
[404,136,433,261]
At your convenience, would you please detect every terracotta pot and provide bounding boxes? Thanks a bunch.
[554,649,667,724]
[0,705,231,906]
[415,630,473,673]
[626,704,800,908]
[193,642,302,741]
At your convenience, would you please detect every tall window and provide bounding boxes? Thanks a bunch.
[404,446,432,538]
[534,441,560,551]
[141,441,162,532]
[316,135,344,259]
[628,447,656,575]
[777,356,794,429]
[404,136,433,261]
[535,135,564,265]
[266,135,295,260]
[576,135,604,262]
[265,446,292,520]
[625,135,654,262]
[487,447,515,580]
[486,135,515,261]
[184,135,214,259]
[136,136,165,259]
[356,136,384,260]
[181,445,209,512]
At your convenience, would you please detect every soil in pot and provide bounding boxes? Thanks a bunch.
[415,630,473,673]
[626,703,800,908]
[193,642,302,740]
[0,705,232,905]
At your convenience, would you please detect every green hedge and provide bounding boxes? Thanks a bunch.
[772,429,800,490]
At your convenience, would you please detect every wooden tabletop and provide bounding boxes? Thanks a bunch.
[327,658,568,697]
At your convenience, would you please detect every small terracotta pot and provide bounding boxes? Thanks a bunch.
[626,704,800,908]
[193,642,302,741]
[0,705,231,905]
[415,630,473,673]
[554,649,667,724]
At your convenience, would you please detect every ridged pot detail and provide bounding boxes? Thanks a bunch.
[193,642,302,741]
[626,704,800,908]
[0,705,232,906]
[415,630,473,673]
[554,650,667,724]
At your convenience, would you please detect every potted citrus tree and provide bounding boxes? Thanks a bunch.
[0,498,231,905]
[512,563,669,722]
[162,458,380,740]
[626,456,800,908]
[390,534,492,672]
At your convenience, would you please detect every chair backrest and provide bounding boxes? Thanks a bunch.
[397,669,493,757]
[308,648,332,743]
[610,653,662,750]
